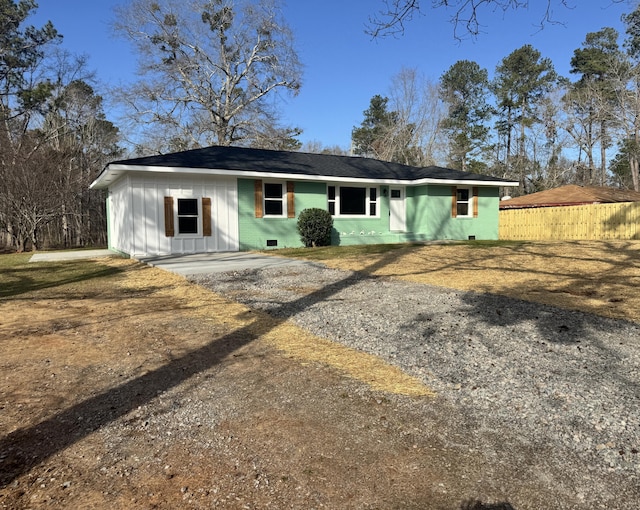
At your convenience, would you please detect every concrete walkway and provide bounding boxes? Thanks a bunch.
[28,249,311,276]
[140,252,315,276]
[29,249,116,262]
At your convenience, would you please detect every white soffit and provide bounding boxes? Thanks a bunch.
[91,163,520,189]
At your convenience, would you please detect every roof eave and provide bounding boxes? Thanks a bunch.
[91,164,520,188]
[413,177,519,187]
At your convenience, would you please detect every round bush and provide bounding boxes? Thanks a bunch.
[297,208,333,247]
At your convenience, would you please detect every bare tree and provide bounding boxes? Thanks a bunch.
[0,135,60,251]
[386,67,446,166]
[606,57,640,191]
[1,46,120,250]
[300,141,349,155]
[351,70,446,166]
[113,0,302,152]
[366,0,579,39]
[563,84,600,181]
[43,68,122,247]
[616,4,640,191]
[528,88,573,189]
[0,0,61,251]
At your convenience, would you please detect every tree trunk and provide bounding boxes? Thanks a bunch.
[586,117,594,183]
[30,227,38,251]
[632,126,640,192]
[600,120,607,186]
[62,203,69,248]
[631,157,640,191]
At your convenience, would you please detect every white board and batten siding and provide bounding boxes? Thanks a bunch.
[108,173,239,257]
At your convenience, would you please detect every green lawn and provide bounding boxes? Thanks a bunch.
[0,253,123,299]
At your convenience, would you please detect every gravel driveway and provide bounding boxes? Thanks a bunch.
[193,263,640,506]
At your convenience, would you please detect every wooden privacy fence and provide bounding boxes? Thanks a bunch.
[499,202,640,241]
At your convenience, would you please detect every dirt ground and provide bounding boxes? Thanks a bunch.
[1,241,638,509]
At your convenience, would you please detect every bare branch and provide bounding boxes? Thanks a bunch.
[367,0,585,40]
[366,0,421,38]
[113,0,302,150]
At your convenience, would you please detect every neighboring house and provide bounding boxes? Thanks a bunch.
[499,184,640,209]
[90,145,518,257]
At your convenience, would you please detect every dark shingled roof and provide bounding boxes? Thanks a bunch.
[499,185,640,209]
[104,145,513,184]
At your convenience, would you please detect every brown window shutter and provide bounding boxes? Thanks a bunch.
[254,179,263,218]
[287,181,295,218]
[451,187,457,218]
[202,197,212,236]
[472,187,479,217]
[164,196,174,237]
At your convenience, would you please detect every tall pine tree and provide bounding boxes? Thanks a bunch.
[439,60,491,172]
[492,44,557,192]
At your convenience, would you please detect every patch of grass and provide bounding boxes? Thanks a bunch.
[262,321,433,397]
[451,240,531,249]
[0,252,32,269]
[267,240,531,260]
[0,254,123,298]
[265,243,410,261]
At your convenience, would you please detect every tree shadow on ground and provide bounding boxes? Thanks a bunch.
[0,260,124,298]
[0,248,409,488]
[460,501,515,510]
[457,289,640,391]
[458,290,627,344]
[351,240,640,323]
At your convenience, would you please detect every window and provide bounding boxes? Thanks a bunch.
[452,186,478,218]
[456,187,472,217]
[327,185,379,217]
[177,198,199,234]
[369,187,377,216]
[264,182,285,216]
[164,196,212,238]
[340,187,366,214]
[328,185,336,215]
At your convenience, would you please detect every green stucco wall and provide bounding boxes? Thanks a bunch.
[238,179,327,250]
[330,185,391,246]
[334,185,500,245]
[238,179,501,250]
[421,184,500,240]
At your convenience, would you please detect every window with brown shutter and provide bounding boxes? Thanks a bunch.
[453,187,473,217]
[164,196,175,237]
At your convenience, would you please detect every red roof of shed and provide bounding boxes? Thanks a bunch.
[499,185,640,209]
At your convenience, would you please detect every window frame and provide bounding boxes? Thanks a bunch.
[455,186,473,218]
[263,181,287,218]
[327,184,379,218]
[175,197,201,237]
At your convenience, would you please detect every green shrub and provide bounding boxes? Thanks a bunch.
[297,208,333,247]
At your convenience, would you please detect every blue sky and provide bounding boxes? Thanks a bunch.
[30,0,633,151]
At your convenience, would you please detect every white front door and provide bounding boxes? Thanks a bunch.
[389,187,406,231]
